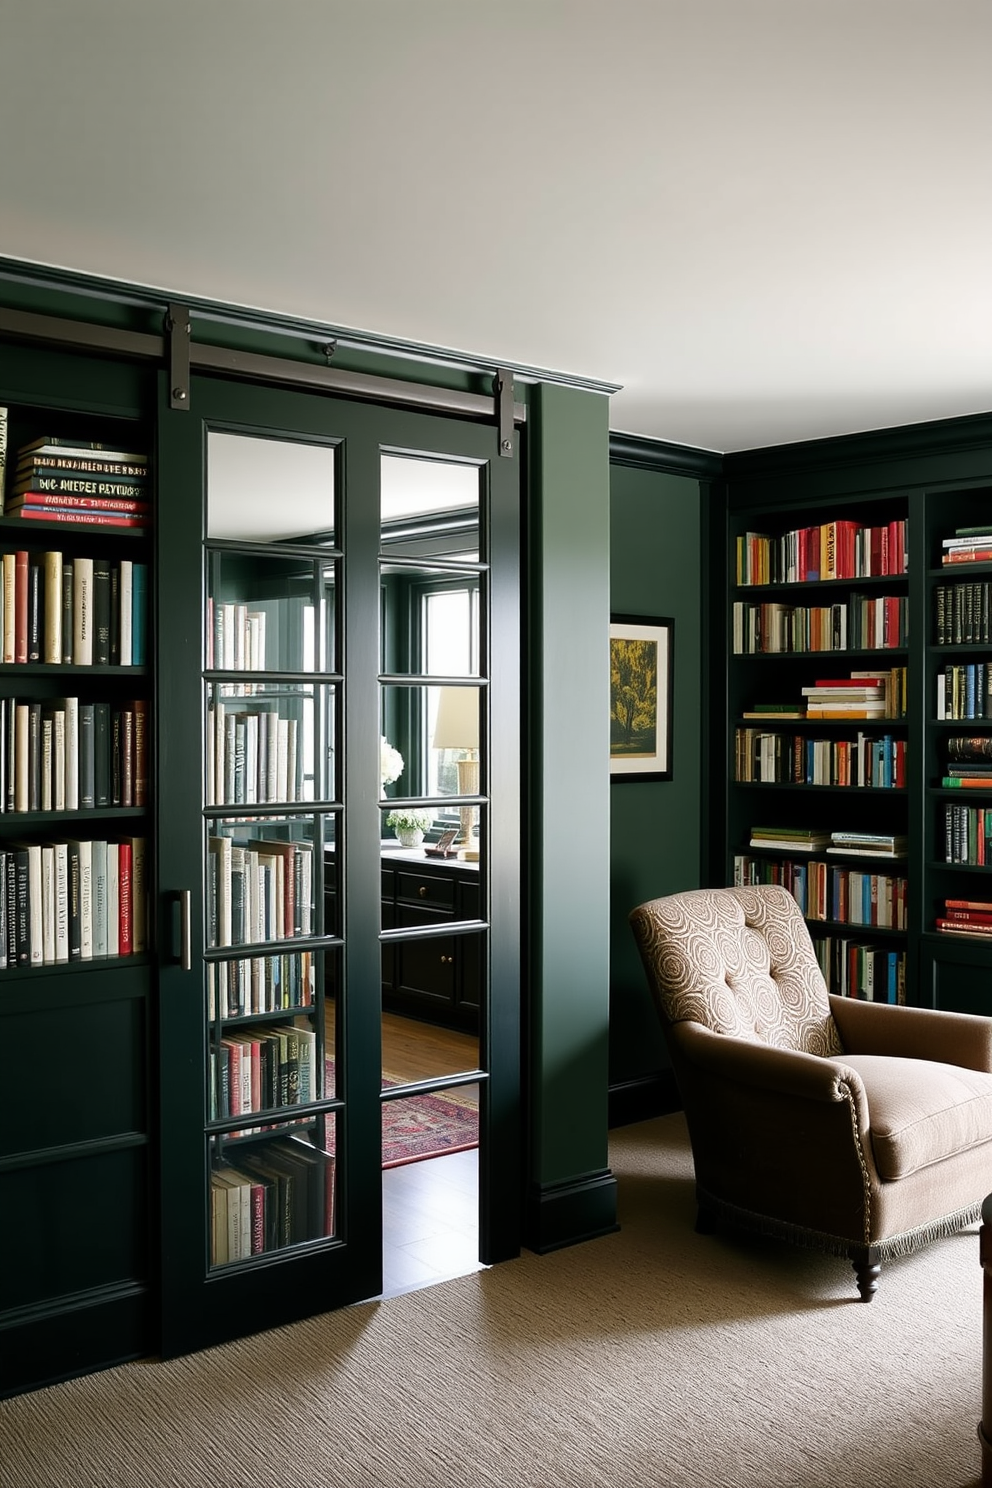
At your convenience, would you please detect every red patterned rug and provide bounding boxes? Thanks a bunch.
[325,1061,479,1168]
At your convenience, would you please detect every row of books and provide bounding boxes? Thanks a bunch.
[211,1019,319,1123]
[934,579,992,644]
[0,695,147,812]
[942,804,992,866]
[206,599,270,672]
[207,835,315,949]
[811,934,907,1003]
[5,437,150,528]
[735,519,909,586]
[210,1137,335,1264]
[935,898,992,937]
[742,668,909,724]
[0,835,147,968]
[935,664,992,721]
[207,950,316,1021]
[732,595,908,655]
[735,730,907,789]
[734,855,908,928]
[748,827,906,858]
[941,526,992,567]
[206,700,305,807]
[0,550,147,666]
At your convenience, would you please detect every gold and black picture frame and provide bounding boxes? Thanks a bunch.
[609,614,673,782]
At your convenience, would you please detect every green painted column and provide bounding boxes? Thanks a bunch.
[525,382,617,1251]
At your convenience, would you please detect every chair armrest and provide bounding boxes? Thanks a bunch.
[828,994,992,1072]
[674,1020,854,1104]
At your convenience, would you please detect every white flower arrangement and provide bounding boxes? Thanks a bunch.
[386,808,434,832]
[380,736,404,787]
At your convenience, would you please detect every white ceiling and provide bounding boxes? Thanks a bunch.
[1,0,989,454]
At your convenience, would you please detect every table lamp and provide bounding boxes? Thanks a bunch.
[432,686,480,856]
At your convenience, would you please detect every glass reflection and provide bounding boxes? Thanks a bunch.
[207,432,335,543]
[380,454,479,561]
[206,682,335,806]
[206,551,336,676]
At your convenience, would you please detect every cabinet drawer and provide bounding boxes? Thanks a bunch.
[396,871,456,913]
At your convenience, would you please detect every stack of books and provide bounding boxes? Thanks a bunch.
[4,437,150,527]
[935,898,992,936]
[748,825,831,852]
[945,737,992,788]
[741,701,805,720]
[801,674,891,719]
[941,526,992,566]
[826,831,907,858]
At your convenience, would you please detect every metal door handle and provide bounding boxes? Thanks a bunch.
[177,888,191,971]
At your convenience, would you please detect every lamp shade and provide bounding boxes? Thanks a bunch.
[432,686,480,752]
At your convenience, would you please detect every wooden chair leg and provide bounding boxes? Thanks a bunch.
[853,1259,880,1301]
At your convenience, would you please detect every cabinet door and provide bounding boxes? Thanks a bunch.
[156,374,520,1356]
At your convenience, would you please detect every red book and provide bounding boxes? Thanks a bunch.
[14,550,27,663]
[7,491,150,515]
[118,841,133,955]
[945,899,992,911]
[944,550,992,565]
[8,506,146,528]
[940,909,992,923]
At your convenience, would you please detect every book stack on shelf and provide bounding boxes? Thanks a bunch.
[935,663,992,720]
[211,1019,317,1125]
[935,899,992,937]
[732,593,908,654]
[206,699,303,807]
[207,950,314,1021]
[826,831,907,859]
[748,825,831,853]
[5,437,150,528]
[206,834,314,949]
[941,525,992,567]
[802,672,903,720]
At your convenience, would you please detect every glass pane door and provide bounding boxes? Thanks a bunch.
[156,375,520,1358]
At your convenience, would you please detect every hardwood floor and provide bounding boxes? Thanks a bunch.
[347,1010,484,1299]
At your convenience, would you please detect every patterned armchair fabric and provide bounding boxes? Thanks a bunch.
[632,883,843,1057]
[630,883,992,1299]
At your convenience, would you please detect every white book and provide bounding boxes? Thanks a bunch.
[52,708,66,811]
[118,559,133,666]
[245,713,258,805]
[41,845,55,965]
[205,701,216,807]
[40,716,53,812]
[64,696,79,811]
[74,838,93,960]
[234,603,248,670]
[264,711,279,801]
[13,704,29,812]
[2,552,16,664]
[54,841,69,963]
[91,838,108,958]
[107,841,119,958]
[276,719,289,802]
[73,556,94,666]
[25,843,43,965]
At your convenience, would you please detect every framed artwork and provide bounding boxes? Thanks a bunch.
[610,614,673,782]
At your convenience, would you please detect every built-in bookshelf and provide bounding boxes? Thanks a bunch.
[0,352,155,1398]
[927,494,992,960]
[724,479,992,1015]
[727,496,912,1003]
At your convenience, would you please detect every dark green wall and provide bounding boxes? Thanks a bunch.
[609,462,705,1102]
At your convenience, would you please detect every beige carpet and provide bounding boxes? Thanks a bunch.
[0,1113,985,1488]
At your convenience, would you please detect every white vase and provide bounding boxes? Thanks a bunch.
[395,827,424,848]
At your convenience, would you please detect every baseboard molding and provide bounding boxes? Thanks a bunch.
[608,1070,681,1128]
[524,1169,619,1255]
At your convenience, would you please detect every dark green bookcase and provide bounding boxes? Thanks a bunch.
[0,342,155,1396]
[718,437,992,1016]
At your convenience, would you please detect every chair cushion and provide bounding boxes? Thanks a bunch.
[634,884,842,1057]
[843,1053,992,1180]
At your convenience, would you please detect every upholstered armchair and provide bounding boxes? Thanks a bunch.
[629,884,992,1299]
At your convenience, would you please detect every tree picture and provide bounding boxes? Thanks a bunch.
[609,616,673,781]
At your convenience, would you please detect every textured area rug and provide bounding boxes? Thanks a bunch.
[324,1059,479,1167]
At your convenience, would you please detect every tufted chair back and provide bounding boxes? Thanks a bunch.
[630,883,843,1058]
